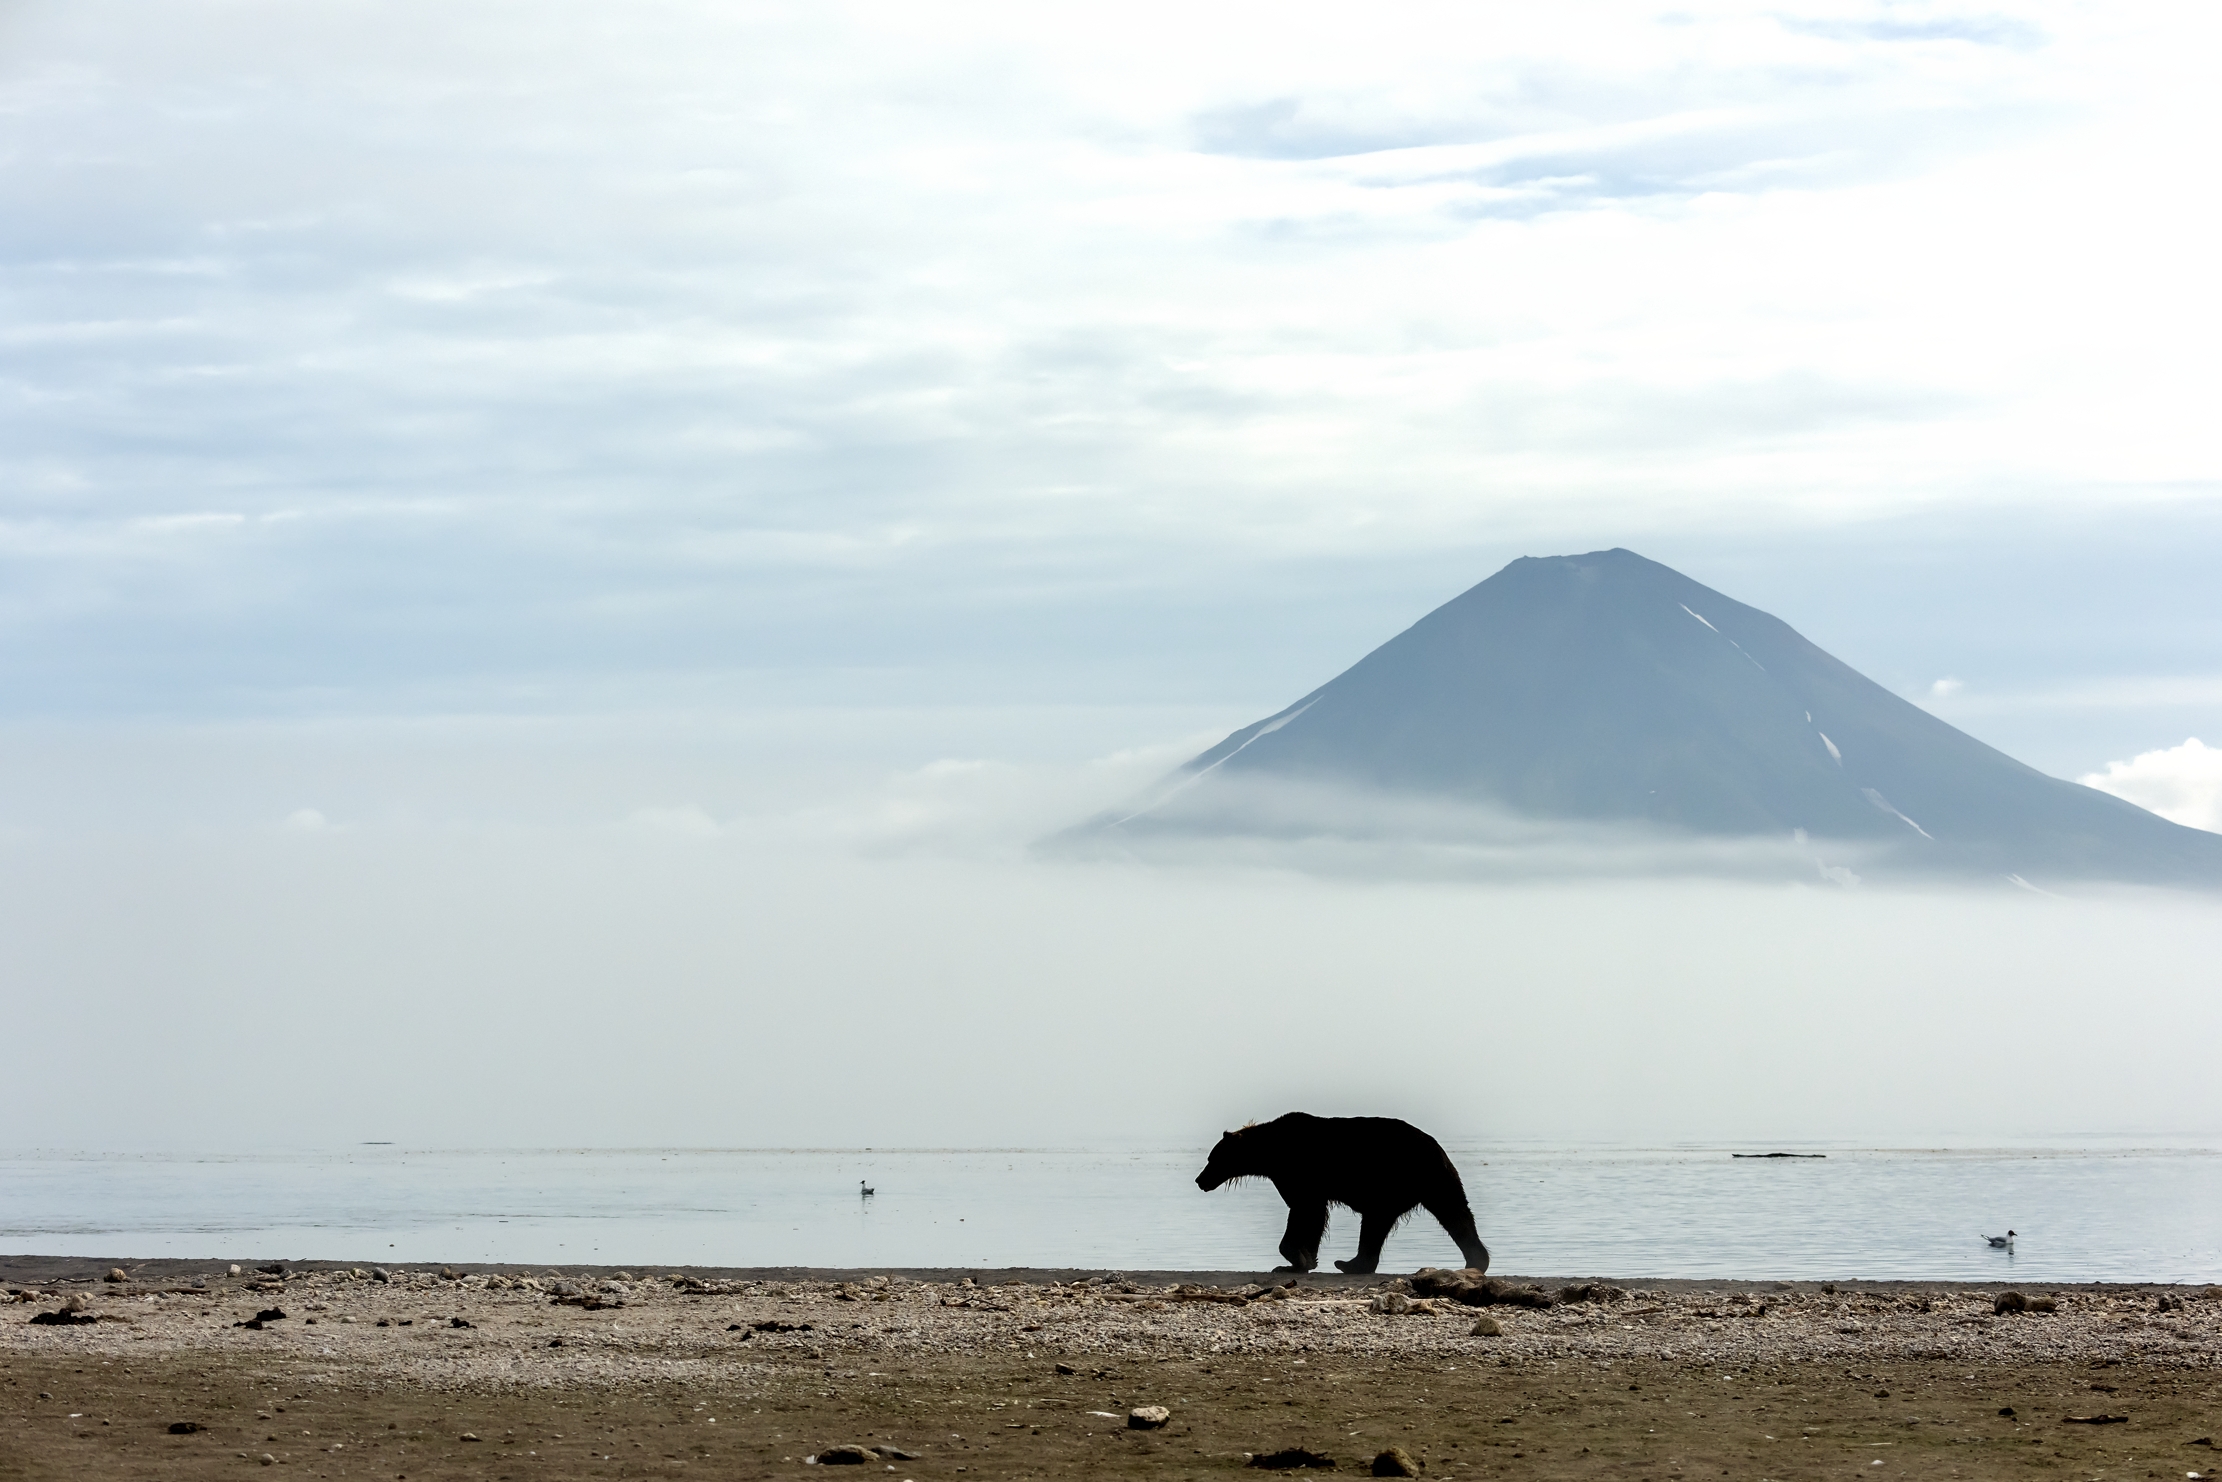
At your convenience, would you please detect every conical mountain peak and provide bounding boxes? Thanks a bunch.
[1084,550,2222,886]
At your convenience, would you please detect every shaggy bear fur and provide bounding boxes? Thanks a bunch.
[1195,1113,1490,1275]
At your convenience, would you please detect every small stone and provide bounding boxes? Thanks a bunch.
[812,1444,876,1464]
[371,1269,389,1283]
[1372,1445,1424,1476]
[1055,1363,1077,1376]
[1370,1292,1412,1315]
[169,1421,204,1434]
[104,1268,128,1283]
[460,1431,481,1441]
[871,1444,919,1459]
[450,1316,474,1328]
[259,1453,275,1466]
[1129,1405,1171,1429]
[1470,1316,1502,1337]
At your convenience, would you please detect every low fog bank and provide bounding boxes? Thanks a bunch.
[1057,771,1899,887]
[4,719,2219,1154]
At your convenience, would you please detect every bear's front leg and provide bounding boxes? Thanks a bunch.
[1275,1200,1327,1273]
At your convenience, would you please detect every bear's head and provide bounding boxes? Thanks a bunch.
[1195,1126,1261,1190]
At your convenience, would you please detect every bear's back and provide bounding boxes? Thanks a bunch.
[1256,1113,1459,1197]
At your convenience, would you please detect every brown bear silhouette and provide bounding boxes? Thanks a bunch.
[1195,1112,1490,1274]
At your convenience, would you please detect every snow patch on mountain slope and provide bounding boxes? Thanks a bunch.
[1862,787,1934,840]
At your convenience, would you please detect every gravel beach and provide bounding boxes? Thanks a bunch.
[7,1258,2221,1479]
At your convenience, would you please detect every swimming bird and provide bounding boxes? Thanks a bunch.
[859,1180,875,1197]
[1985,1230,2016,1249]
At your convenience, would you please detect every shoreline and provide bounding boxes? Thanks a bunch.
[9,1258,2217,1370]
[9,1263,2221,1478]
[4,1255,2183,1293]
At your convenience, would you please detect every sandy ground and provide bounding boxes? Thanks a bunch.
[6,1258,2222,1479]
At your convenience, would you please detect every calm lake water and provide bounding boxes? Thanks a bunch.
[4,1144,2218,1283]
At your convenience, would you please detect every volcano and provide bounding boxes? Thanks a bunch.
[1082,549,2222,886]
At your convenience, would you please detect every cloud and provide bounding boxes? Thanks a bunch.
[1049,770,1895,887]
[1930,676,2222,714]
[2081,739,2222,834]
[1,0,2217,722]
[754,737,1206,861]
[1928,677,1964,699]
[1779,14,2047,50]
[624,804,724,839]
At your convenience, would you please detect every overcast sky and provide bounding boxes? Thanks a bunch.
[5,1,2221,1151]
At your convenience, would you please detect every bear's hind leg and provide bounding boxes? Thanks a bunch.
[1422,1192,1490,1274]
[1332,1207,1401,1274]
[1276,1201,1327,1273]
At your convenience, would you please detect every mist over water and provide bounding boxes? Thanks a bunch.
[5,721,2220,1162]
